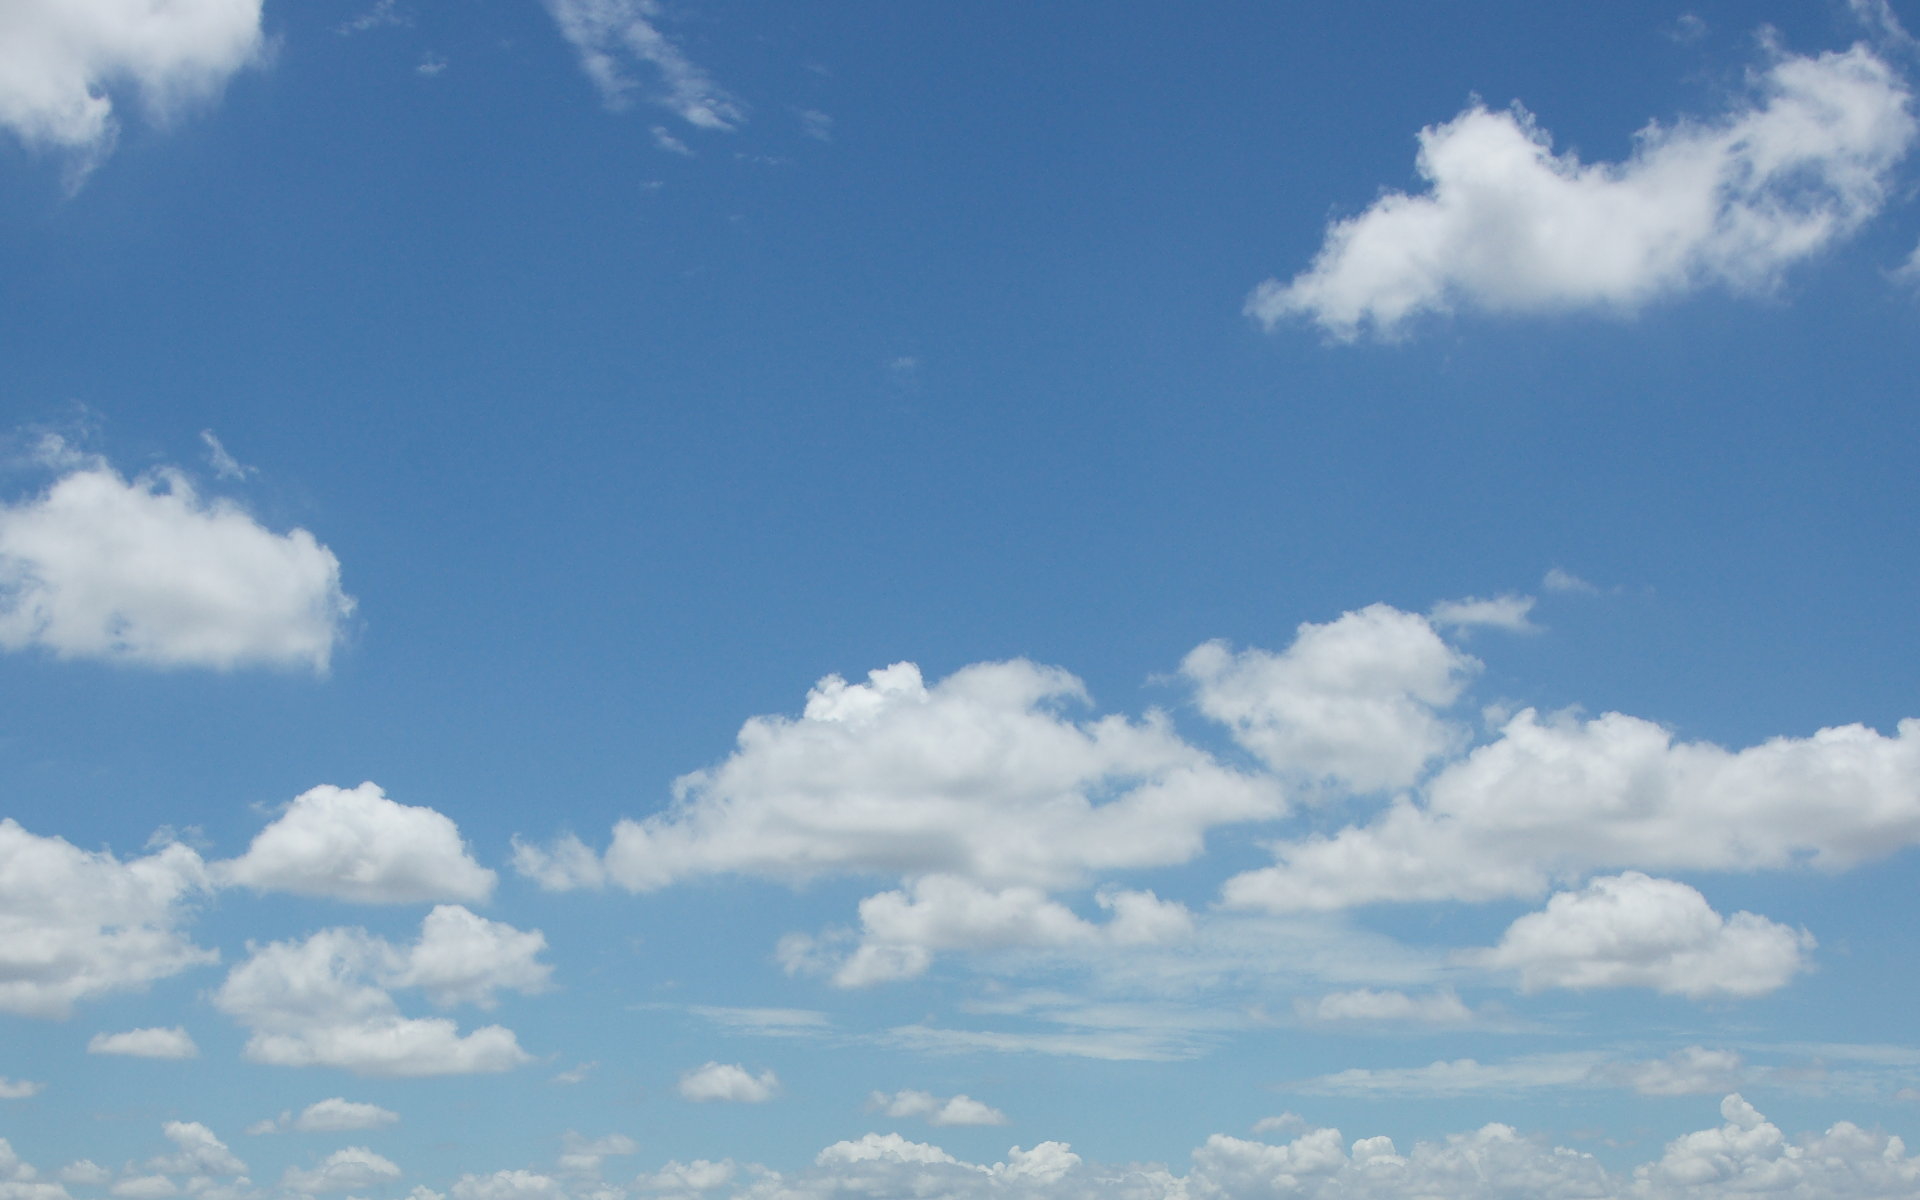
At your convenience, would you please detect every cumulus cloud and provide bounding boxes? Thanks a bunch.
[1607,1046,1750,1096]
[1222,707,1920,912]
[1181,604,1477,791]
[519,660,1278,894]
[249,1098,400,1136]
[449,1171,565,1200]
[539,0,743,130]
[0,820,214,1018]
[222,782,496,905]
[868,1090,1009,1127]
[281,1147,399,1196]
[0,459,352,672]
[213,907,546,1076]
[86,1027,197,1059]
[146,1123,244,1178]
[0,0,264,175]
[1293,987,1476,1025]
[677,1063,778,1104]
[1472,872,1813,998]
[1634,1093,1920,1196]
[1251,42,1917,339]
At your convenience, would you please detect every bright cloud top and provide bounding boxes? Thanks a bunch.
[539,0,744,131]
[213,906,549,1076]
[678,1062,779,1104]
[1251,43,1917,338]
[0,459,354,672]
[221,782,497,905]
[0,0,264,168]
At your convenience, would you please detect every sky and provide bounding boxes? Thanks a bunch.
[3,0,1920,1197]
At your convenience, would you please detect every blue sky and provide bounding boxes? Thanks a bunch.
[4,1,1920,1197]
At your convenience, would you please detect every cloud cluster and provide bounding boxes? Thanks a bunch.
[213,906,548,1076]
[0,460,353,672]
[0,0,264,173]
[1253,43,1917,338]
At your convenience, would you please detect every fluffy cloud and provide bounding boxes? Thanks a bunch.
[146,1123,244,1178]
[1251,43,1917,339]
[448,1171,566,1200]
[1633,1093,1920,1196]
[1608,1047,1750,1097]
[0,460,352,672]
[868,1090,1009,1127]
[249,1098,400,1135]
[0,0,263,170]
[222,783,496,905]
[518,659,1279,894]
[804,876,1194,987]
[1292,987,1475,1025]
[86,1027,198,1059]
[0,820,214,1018]
[1472,872,1812,998]
[677,1063,778,1104]
[538,0,743,130]
[1223,708,1920,912]
[281,1147,400,1196]
[0,1079,43,1100]
[213,907,546,1076]
[1181,604,1477,791]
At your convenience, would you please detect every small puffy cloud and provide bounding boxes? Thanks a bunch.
[0,1079,42,1100]
[448,1171,565,1200]
[86,1027,198,1059]
[1182,604,1477,791]
[1542,567,1597,594]
[517,659,1279,894]
[1222,708,1920,912]
[58,1162,110,1186]
[868,1090,1009,1127]
[1472,872,1813,998]
[0,460,352,672]
[281,1147,400,1196]
[636,1159,733,1194]
[0,819,214,1018]
[677,1063,778,1104]
[0,0,264,174]
[1252,43,1917,339]
[293,1099,400,1133]
[1428,594,1535,633]
[1608,1047,1749,1096]
[1293,987,1475,1025]
[213,908,545,1076]
[816,876,1193,987]
[221,782,496,905]
[148,1122,245,1177]
[539,0,743,130]
[557,1133,635,1178]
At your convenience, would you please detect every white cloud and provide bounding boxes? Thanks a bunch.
[197,432,253,482]
[449,1172,565,1200]
[1471,872,1813,998]
[147,1123,244,1178]
[557,1133,635,1179]
[636,1159,733,1194]
[294,1099,400,1133]
[221,782,496,905]
[1293,987,1475,1025]
[677,1063,778,1104]
[0,820,214,1018]
[1251,43,1917,339]
[521,659,1278,895]
[86,1027,198,1059]
[812,876,1194,987]
[281,1147,399,1196]
[1634,1093,1920,1196]
[868,1090,1009,1128]
[109,1176,174,1199]
[1222,707,1920,912]
[213,908,545,1076]
[0,0,263,175]
[1541,567,1597,594]
[1428,594,1536,633]
[0,1079,42,1100]
[539,0,743,130]
[58,1162,109,1186]
[1182,604,1477,791]
[1608,1046,1750,1097]
[0,460,352,672]
[1299,1053,1604,1097]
